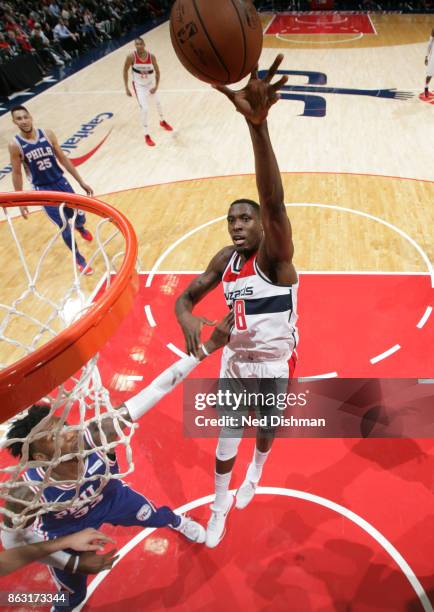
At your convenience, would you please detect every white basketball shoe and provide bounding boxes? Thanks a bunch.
[235,479,257,509]
[174,515,206,543]
[206,493,234,548]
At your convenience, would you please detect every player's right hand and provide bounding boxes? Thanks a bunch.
[19,206,29,220]
[213,54,288,125]
[77,549,119,574]
[126,88,132,97]
[180,313,217,358]
[425,57,428,66]
[61,528,115,552]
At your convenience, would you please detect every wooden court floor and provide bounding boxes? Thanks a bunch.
[0,14,433,368]
[0,12,433,612]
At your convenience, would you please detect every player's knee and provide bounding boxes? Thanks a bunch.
[216,432,242,461]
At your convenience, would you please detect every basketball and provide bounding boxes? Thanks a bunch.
[169,0,263,85]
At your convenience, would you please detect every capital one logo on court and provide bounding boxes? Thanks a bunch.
[0,112,113,181]
[257,70,414,117]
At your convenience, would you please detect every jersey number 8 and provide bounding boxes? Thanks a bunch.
[234,299,247,331]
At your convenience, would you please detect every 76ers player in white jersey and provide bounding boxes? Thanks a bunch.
[123,37,173,147]
[176,55,295,547]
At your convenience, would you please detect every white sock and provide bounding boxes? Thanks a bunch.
[213,471,232,510]
[245,448,271,484]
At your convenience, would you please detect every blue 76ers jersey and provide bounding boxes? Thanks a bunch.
[22,429,123,537]
[15,128,64,187]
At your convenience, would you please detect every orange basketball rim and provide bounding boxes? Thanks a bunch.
[0,191,138,421]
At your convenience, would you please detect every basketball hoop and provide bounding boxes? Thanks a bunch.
[0,191,138,420]
[0,191,139,528]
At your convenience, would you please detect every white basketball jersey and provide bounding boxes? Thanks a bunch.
[222,251,299,361]
[131,50,155,86]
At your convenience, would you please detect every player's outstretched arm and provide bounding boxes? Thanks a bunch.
[87,311,234,446]
[214,56,297,283]
[0,529,114,576]
[123,310,234,422]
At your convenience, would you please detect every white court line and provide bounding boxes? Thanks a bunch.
[145,215,226,287]
[263,13,277,35]
[416,306,432,329]
[79,488,433,612]
[368,13,378,35]
[88,271,109,303]
[298,371,338,381]
[166,343,188,358]
[144,305,156,328]
[370,344,401,364]
[276,32,363,44]
[145,203,434,289]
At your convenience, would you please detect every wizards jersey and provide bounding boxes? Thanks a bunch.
[222,251,298,361]
[14,128,64,187]
[131,50,154,86]
[22,429,122,537]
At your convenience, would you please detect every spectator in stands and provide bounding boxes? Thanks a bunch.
[8,28,47,74]
[5,31,20,55]
[95,4,113,38]
[81,9,102,46]
[40,19,72,61]
[4,15,21,37]
[0,32,13,60]
[53,17,81,55]
[48,1,61,21]
[30,22,65,67]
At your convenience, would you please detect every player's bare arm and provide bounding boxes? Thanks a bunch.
[150,54,160,93]
[0,529,115,576]
[214,55,297,285]
[176,246,235,357]
[123,53,134,96]
[89,310,234,445]
[8,141,28,219]
[46,129,94,196]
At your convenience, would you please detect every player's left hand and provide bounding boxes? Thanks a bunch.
[150,87,157,94]
[80,182,94,196]
[212,54,288,125]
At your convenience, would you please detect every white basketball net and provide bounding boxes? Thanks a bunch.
[0,203,137,529]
